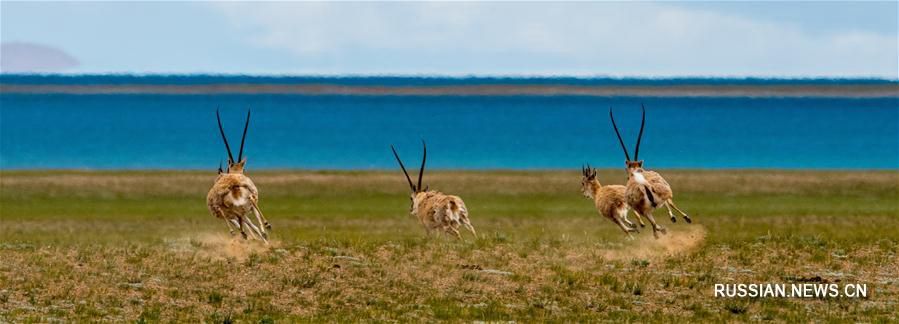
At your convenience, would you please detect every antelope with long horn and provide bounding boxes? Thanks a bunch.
[580,164,639,239]
[206,109,271,243]
[391,141,476,239]
[609,105,691,238]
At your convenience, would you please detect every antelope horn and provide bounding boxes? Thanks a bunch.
[237,109,250,163]
[417,140,426,193]
[635,104,646,161]
[609,107,631,161]
[391,145,416,192]
[218,159,223,174]
[216,109,234,163]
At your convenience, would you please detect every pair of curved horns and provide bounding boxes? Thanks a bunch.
[216,108,251,164]
[390,140,426,192]
[609,104,646,161]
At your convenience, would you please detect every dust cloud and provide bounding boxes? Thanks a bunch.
[167,232,274,261]
[601,225,707,261]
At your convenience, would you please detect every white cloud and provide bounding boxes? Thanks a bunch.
[208,2,898,77]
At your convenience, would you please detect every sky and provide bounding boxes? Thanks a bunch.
[1,1,897,78]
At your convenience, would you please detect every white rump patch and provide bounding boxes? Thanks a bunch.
[226,189,250,207]
[633,172,648,185]
[232,196,248,206]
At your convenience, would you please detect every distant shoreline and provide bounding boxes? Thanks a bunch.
[2,83,897,97]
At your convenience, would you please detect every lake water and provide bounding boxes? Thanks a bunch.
[1,78,897,170]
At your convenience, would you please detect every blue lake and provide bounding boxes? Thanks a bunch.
[1,93,897,170]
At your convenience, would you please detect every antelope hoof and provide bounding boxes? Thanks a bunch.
[670,216,677,223]
[265,222,272,230]
[240,231,248,240]
[652,227,667,239]
[683,215,693,224]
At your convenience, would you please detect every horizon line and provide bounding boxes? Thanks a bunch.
[3,83,897,98]
[1,72,897,82]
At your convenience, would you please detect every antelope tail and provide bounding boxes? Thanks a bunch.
[643,185,658,208]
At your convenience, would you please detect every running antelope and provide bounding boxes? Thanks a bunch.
[580,165,639,238]
[609,105,691,238]
[391,141,476,239]
[206,109,271,243]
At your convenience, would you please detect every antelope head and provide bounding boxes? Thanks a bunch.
[580,164,599,199]
[391,140,429,212]
[609,104,647,179]
[216,108,252,174]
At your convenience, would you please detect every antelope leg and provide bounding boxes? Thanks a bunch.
[250,206,267,235]
[224,218,237,236]
[632,210,646,227]
[665,203,677,223]
[252,203,271,230]
[463,222,477,236]
[242,215,264,240]
[614,215,636,240]
[621,214,636,228]
[642,211,666,239]
[667,199,692,223]
[449,227,462,240]
[611,212,637,237]
[235,215,248,239]
[243,216,269,244]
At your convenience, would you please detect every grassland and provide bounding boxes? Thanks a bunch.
[1,170,897,322]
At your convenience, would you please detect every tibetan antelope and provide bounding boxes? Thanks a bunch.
[206,109,271,243]
[580,165,639,239]
[609,105,691,238]
[390,141,476,239]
